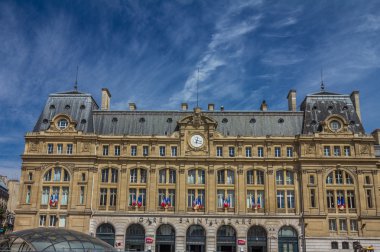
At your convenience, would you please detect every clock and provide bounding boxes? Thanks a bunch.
[190,134,204,148]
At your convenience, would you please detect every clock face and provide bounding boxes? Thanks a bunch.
[190,134,204,148]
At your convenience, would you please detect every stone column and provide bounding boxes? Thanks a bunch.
[208,165,216,213]
[148,164,157,212]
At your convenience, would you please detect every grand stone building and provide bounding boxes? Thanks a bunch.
[15,87,380,252]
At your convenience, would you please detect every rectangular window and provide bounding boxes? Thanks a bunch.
[169,170,176,183]
[111,169,118,183]
[41,187,49,205]
[329,219,337,231]
[350,219,358,231]
[114,145,120,156]
[198,189,205,208]
[277,190,285,209]
[197,170,205,184]
[61,187,69,205]
[131,146,137,156]
[39,215,46,226]
[129,188,137,206]
[366,190,373,208]
[217,170,225,184]
[276,171,284,185]
[339,219,347,231]
[216,146,223,157]
[59,216,66,228]
[139,189,146,206]
[49,215,57,227]
[159,170,166,183]
[227,190,234,208]
[171,146,177,157]
[159,146,166,156]
[143,146,149,156]
[227,170,234,184]
[344,146,351,156]
[79,186,85,204]
[334,146,341,156]
[217,190,224,208]
[287,190,295,209]
[286,147,293,157]
[324,146,331,156]
[256,171,264,185]
[347,190,355,209]
[47,143,54,154]
[188,189,195,208]
[335,170,343,184]
[28,172,33,181]
[247,170,254,184]
[57,144,63,154]
[286,171,294,185]
[26,185,31,204]
[365,176,371,185]
[168,189,176,207]
[110,188,117,206]
[101,169,109,183]
[130,169,137,183]
[257,190,265,208]
[258,147,264,157]
[310,189,316,208]
[245,147,252,157]
[67,144,73,154]
[309,175,315,184]
[327,190,335,208]
[140,169,147,183]
[99,188,107,206]
[158,189,165,207]
[188,170,195,184]
[103,145,109,156]
[229,147,235,157]
[274,147,281,157]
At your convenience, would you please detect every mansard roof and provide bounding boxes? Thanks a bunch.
[32,88,365,136]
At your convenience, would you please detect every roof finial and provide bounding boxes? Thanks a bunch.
[74,65,79,91]
[196,67,199,108]
[320,67,325,91]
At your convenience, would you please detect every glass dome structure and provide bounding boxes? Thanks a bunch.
[0,227,116,251]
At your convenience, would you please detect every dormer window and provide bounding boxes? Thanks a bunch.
[57,119,68,129]
[330,120,341,131]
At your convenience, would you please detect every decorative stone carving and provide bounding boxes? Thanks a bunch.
[179,168,185,174]
[305,143,315,154]
[267,170,273,175]
[208,169,214,175]
[360,144,370,155]
[82,142,90,152]
[29,142,38,152]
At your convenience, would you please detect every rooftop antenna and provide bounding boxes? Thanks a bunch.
[74,65,79,91]
[320,68,325,91]
[196,67,199,108]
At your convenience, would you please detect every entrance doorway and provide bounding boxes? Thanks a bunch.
[247,225,267,252]
[96,223,115,247]
[186,225,206,252]
[216,225,236,252]
[278,226,298,252]
[125,224,145,251]
[155,224,175,252]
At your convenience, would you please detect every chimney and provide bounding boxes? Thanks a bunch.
[260,100,268,111]
[287,89,297,111]
[181,103,188,111]
[350,91,361,122]
[208,104,215,111]
[129,103,137,111]
[101,88,111,111]
[220,106,224,112]
[372,129,380,145]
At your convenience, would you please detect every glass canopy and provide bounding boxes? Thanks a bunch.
[0,227,116,251]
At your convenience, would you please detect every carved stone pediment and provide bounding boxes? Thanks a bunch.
[178,107,218,129]
[46,114,77,133]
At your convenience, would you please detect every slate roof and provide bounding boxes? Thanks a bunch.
[92,111,304,136]
[300,92,364,134]
[34,92,99,133]
[33,89,365,136]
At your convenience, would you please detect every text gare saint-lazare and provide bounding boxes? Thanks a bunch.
[138,217,261,226]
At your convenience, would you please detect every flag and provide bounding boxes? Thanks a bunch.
[223,196,230,208]
[49,194,58,207]
[137,195,143,208]
[131,195,137,207]
[165,197,171,207]
[338,196,345,210]
[161,197,166,208]
[193,197,202,210]
[251,196,256,209]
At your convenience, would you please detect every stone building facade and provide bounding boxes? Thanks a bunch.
[15,87,380,252]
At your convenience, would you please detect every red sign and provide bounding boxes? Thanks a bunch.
[237,239,246,245]
[145,237,154,244]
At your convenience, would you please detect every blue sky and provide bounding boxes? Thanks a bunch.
[1,0,380,178]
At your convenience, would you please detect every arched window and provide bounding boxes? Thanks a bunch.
[159,168,176,184]
[96,223,115,247]
[247,170,265,211]
[101,168,118,183]
[187,169,205,184]
[217,169,234,184]
[217,225,236,252]
[325,170,356,213]
[130,168,147,183]
[125,224,145,251]
[186,225,206,251]
[247,226,267,250]
[156,224,175,252]
[276,170,294,185]
[41,167,71,212]
[278,226,298,252]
